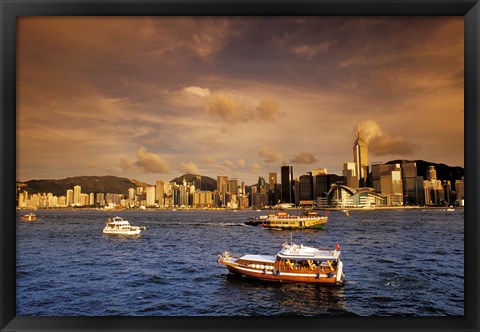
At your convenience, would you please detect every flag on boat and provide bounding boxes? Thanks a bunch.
[335,243,341,251]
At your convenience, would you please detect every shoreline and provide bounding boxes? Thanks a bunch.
[17,206,463,212]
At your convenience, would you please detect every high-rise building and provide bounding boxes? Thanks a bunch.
[423,166,444,205]
[155,180,164,204]
[66,189,74,206]
[268,172,277,189]
[312,168,327,176]
[400,162,419,205]
[353,132,369,187]
[299,173,314,201]
[229,178,238,195]
[426,166,437,180]
[217,175,229,206]
[343,162,359,188]
[128,188,136,200]
[146,186,156,206]
[257,176,267,194]
[281,165,294,204]
[455,177,464,206]
[73,185,81,206]
[268,172,281,206]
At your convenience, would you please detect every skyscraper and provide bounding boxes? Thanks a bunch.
[281,165,294,204]
[155,180,164,204]
[353,132,369,187]
[73,185,81,206]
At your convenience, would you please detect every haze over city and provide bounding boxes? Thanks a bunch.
[17,16,464,184]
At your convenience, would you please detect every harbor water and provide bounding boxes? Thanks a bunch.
[16,209,464,316]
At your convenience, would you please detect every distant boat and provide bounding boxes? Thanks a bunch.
[261,211,328,229]
[244,215,268,226]
[20,213,37,222]
[102,216,145,235]
[218,241,345,284]
[446,208,455,212]
[343,210,350,217]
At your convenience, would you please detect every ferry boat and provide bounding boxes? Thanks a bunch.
[218,242,344,284]
[102,216,145,235]
[261,211,328,229]
[20,213,37,221]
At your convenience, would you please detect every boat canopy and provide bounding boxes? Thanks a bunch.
[277,244,340,261]
[239,254,276,263]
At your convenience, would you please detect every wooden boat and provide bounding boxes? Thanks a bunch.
[102,216,145,235]
[261,211,327,229]
[20,213,37,221]
[218,242,344,285]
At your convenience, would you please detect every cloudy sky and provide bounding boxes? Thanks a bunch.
[17,16,464,185]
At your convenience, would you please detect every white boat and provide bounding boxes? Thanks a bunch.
[218,242,344,285]
[102,216,145,235]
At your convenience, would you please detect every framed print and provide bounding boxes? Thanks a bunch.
[1,0,479,332]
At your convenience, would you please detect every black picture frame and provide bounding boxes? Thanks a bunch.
[1,1,479,331]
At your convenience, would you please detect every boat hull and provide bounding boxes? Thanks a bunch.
[102,229,141,235]
[220,259,344,285]
[262,218,327,229]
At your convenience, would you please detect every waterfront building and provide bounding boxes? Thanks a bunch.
[343,162,359,189]
[146,186,156,206]
[89,193,95,206]
[426,166,437,180]
[257,176,267,195]
[399,162,420,205]
[353,132,369,187]
[192,191,213,208]
[371,163,403,205]
[313,173,345,204]
[320,184,386,208]
[455,177,464,206]
[66,189,74,206]
[238,195,250,209]
[252,192,268,209]
[299,173,314,201]
[73,185,81,206]
[96,192,105,206]
[424,179,445,206]
[281,165,294,204]
[18,192,26,208]
[217,175,229,206]
[155,180,164,202]
[442,180,452,206]
[128,188,136,201]
[229,178,238,195]
[423,166,445,206]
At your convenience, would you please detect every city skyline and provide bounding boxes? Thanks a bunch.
[17,16,464,185]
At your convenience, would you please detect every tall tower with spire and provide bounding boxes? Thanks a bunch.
[353,132,369,187]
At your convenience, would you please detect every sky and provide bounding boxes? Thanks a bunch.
[17,16,464,185]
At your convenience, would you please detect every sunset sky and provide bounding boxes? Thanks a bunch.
[17,16,464,185]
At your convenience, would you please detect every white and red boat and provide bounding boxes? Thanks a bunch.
[218,242,344,285]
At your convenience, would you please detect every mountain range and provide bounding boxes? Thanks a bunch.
[17,160,463,196]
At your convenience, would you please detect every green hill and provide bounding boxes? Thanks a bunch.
[18,176,151,197]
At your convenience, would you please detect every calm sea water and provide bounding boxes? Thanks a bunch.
[16,209,464,316]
